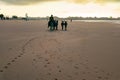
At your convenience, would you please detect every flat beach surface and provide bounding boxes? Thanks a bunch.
[0,20,120,80]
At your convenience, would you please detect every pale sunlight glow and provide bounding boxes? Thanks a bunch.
[0,0,120,17]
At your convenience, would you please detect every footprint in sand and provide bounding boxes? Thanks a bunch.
[33,59,36,61]
[95,71,99,73]
[2,58,17,72]
[57,65,60,68]
[54,78,58,80]
[0,70,3,72]
[7,63,11,65]
[45,59,49,62]
[44,65,47,68]
[20,53,23,55]
[38,57,43,59]
[103,73,111,80]
[74,66,79,69]
[82,72,86,74]
[4,66,8,69]
[93,66,111,80]
[47,73,51,75]
[87,71,90,74]
[14,57,17,59]
[86,60,88,62]
[59,70,61,73]
[11,60,15,62]
[8,48,12,51]
[106,72,111,76]
[18,55,21,57]
[45,50,48,54]
[97,76,102,79]
[47,62,50,64]
[32,52,34,54]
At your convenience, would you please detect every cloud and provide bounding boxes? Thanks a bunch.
[68,0,120,4]
[1,0,120,5]
[0,0,59,5]
[67,0,90,4]
[95,0,120,3]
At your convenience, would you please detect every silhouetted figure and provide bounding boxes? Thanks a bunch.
[65,21,68,31]
[0,14,4,20]
[61,20,68,31]
[25,13,28,21]
[49,15,54,21]
[48,15,55,31]
[61,21,64,30]
[55,20,58,30]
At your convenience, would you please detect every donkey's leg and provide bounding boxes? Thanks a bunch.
[50,26,52,31]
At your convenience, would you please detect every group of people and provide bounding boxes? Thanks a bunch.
[61,20,68,31]
[48,15,68,31]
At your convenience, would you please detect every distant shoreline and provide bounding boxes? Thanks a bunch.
[0,16,120,21]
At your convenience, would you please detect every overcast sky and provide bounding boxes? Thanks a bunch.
[0,0,120,17]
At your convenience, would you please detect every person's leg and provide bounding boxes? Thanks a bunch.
[56,25,58,30]
[62,25,63,30]
[65,26,67,31]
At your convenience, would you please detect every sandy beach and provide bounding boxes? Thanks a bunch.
[0,20,120,80]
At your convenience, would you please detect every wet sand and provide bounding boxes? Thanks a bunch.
[0,20,120,80]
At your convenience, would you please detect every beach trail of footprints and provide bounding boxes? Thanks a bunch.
[0,36,114,80]
[28,38,113,80]
[0,37,38,73]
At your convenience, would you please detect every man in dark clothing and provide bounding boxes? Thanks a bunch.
[65,21,68,31]
[49,15,54,21]
[48,15,55,31]
[61,20,68,31]
[61,21,64,30]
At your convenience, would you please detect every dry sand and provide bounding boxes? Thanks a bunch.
[0,20,120,80]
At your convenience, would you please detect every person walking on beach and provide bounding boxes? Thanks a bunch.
[48,15,55,31]
[25,13,28,21]
[65,21,68,31]
[61,21,64,30]
[61,20,68,31]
